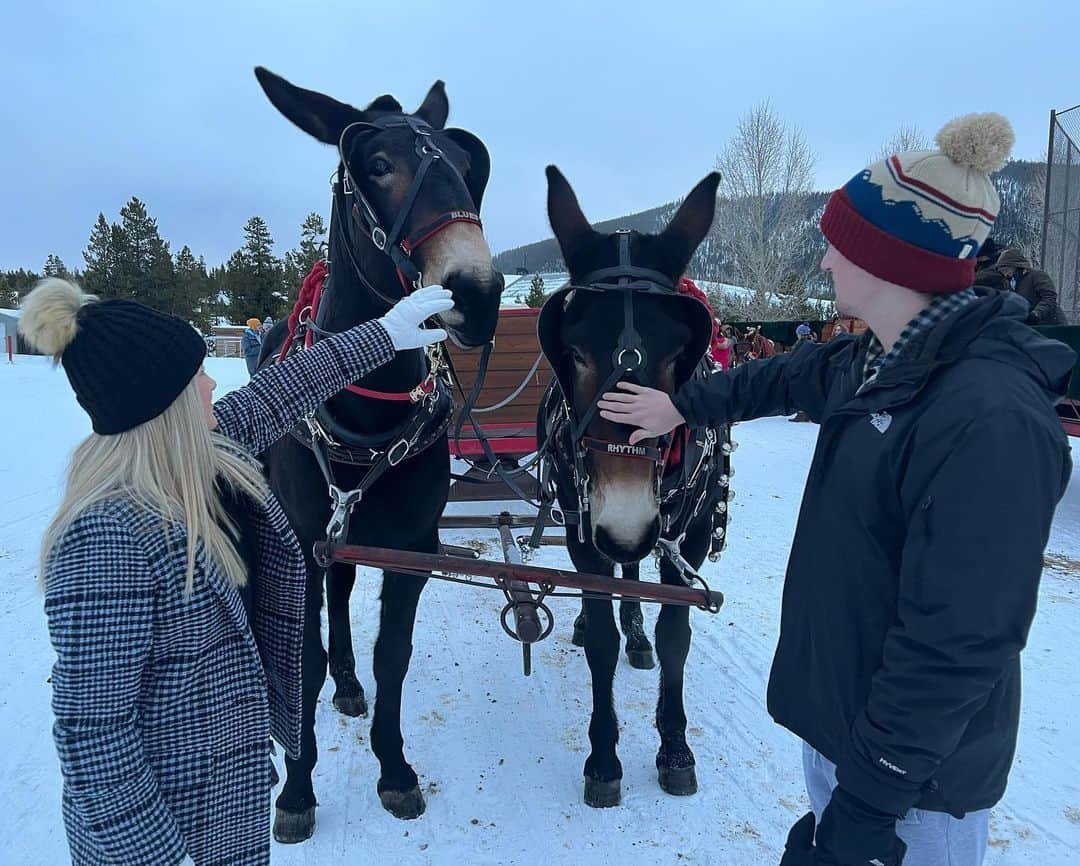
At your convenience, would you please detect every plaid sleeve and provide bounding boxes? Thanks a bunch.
[213,320,395,455]
[46,511,187,866]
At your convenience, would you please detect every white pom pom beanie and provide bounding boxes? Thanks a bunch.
[820,112,1015,293]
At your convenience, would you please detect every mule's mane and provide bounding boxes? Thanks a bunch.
[364,95,403,113]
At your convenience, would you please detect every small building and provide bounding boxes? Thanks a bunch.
[206,321,248,358]
[0,308,30,355]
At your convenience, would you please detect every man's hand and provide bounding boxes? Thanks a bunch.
[597,382,686,445]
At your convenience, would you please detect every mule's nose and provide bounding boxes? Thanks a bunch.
[594,518,661,564]
[443,269,502,346]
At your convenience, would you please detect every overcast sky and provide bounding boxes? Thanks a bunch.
[2,0,1077,272]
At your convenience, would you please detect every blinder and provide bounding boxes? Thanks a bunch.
[537,231,714,436]
[443,128,490,210]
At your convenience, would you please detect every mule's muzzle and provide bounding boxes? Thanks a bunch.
[594,517,661,564]
[440,269,503,347]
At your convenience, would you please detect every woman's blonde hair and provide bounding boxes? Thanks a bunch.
[40,377,268,594]
[23,278,268,594]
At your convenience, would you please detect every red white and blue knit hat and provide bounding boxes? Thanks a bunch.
[820,113,1014,293]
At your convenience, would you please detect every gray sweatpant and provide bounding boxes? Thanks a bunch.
[802,742,990,866]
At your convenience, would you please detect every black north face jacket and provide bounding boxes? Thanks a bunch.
[673,291,1074,818]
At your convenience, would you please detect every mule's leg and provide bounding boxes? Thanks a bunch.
[572,605,587,647]
[274,554,327,843]
[618,562,656,670]
[565,535,623,808]
[370,567,428,820]
[653,529,709,797]
[326,562,368,718]
[581,593,623,807]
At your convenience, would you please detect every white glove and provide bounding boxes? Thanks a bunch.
[377,286,454,351]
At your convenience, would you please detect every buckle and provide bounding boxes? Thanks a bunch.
[387,438,411,466]
[326,485,363,545]
[371,226,387,250]
[410,378,434,403]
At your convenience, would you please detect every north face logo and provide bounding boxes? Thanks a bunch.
[869,411,892,434]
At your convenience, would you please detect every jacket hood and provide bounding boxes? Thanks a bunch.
[938,290,1074,399]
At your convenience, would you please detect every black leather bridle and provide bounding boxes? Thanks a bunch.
[334,114,483,306]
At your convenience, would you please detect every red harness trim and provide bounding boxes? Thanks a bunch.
[279,260,434,403]
[394,213,483,294]
[400,214,482,254]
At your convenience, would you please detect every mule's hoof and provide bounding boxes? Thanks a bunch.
[379,785,426,820]
[571,617,586,647]
[273,806,316,844]
[625,647,656,670]
[584,777,621,808]
[332,690,369,718]
[658,764,698,796]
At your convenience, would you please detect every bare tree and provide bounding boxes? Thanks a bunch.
[712,101,819,318]
[874,124,932,161]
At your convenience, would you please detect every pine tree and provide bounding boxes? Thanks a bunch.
[522,272,546,308]
[227,217,286,320]
[0,273,17,309]
[283,212,327,299]
[82,213,116,296]
[43,254,69,278]
[174,245,214,332]
[2,268,43,302]
[113,197,161,302]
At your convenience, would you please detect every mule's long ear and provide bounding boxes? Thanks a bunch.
[546,165,597,268]
[415,81,449,129]
[660,172,721,273]
[255,66,365,145]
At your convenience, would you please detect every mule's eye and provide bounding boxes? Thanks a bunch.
[368,157,393,177]
[570,348,588,366]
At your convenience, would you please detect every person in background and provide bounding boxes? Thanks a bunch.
[974,236,1002,270]
[993,248,1067,325]
[18,278,452,866]
[830,319,850,338]
[597,113,1074,866]
[713,321,735,370]
[242,318,263,377]
[262,316,274,336]
[789,324,816,421]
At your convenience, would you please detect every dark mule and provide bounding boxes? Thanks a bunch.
[253,67,503,841]
[537,166,730,808]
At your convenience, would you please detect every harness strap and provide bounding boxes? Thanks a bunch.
[581,436,666,463]
[444,344,541,506]
[280,256,436,403]
[569,362,630,442]
[402,211,482,253]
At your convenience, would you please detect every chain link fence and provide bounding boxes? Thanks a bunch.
[1042,105,1080,323]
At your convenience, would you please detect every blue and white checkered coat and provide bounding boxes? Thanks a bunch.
[46,322,394,866]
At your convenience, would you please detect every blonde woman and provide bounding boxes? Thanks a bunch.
[19,278,452,866]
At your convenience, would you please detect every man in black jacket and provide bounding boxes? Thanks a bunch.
[599,113,1074,866]
[993,248,1068,325]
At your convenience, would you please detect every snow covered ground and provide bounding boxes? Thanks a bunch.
[2,354,1078,865]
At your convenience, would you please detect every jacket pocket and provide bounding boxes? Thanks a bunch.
[153,749,213,835]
